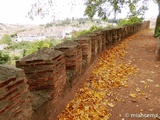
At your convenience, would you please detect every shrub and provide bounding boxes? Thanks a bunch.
[0,51,10,64]
[13,56,20,60]
[10,33,17,38]
[72,25,102,38]
[118,19,129,26]
[77,29,90,36]
[0,34,12,44]
[106,24,113,29]
[89,25,102,32]
[118,16,142,26]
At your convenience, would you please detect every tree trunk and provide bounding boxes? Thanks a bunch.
[155,2,160,60]
[154,2,160,34]
[155,42,160,60]
[154,15,160,34]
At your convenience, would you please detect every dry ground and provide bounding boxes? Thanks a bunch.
[58,29,160,120]
[109,29,160,120]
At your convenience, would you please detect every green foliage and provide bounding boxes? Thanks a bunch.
[106,24,113,29]
[72,25,102,38]
[6,39,62,57]
[78,18,86,24]
[13,56,20,61]
[77,29,90,37]
[118,19,129,26]
[154,27,160,45]
[45,23,53,28]
[0,51,10,64]
[6,41,31,50]
[84,0,149,20]
[1,38,64,65]
[0,34,12,44]
[22,49,27,57]
[10,33,17,38]
[89,25,102,32]
[154,27,160,38]
[127,16,143,24]
[118,16,142,26]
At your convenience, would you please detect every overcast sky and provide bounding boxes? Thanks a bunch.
[0,0,158,25]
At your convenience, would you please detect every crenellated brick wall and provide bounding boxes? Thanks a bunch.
[0,21,150,120]
[16,48,66,98]
[74,36,92,67]
[0,65,32,120]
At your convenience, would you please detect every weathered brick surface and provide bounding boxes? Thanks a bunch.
[74,37,92,66]
[84,33,99,59]
[112,28,122,43]
[0,65,32,120]
[105,29,113,47]
[16,48,66,99]
[54,40,82,85]
[99,30,107,50]
[55,41,82,74]
[93,30,106,52]
[119,27,125,40]
[111,28,117,44]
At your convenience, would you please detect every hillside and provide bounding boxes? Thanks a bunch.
[0,18,113,40]
[0,17,156,40]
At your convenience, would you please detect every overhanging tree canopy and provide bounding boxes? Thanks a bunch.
[84,0,148,20]
[84,0,160,32]
[28,0,160,31]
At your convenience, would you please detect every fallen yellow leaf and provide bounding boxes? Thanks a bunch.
[129,93,137,98]
[107,102,115,107]
[135,88,141,92]
[155,84,159,87]
[140,81,146,84]
[146,79,153,82]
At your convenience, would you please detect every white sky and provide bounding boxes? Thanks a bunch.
[0,0,158,25]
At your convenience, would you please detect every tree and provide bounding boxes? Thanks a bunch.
[27,0,159,32]
[0,34,12,44]
[154,26,160,59]
[84,0,160,33]
[84,0,148,18]
[155,0,160,33]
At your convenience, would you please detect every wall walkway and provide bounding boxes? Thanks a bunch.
[0,21,150,120]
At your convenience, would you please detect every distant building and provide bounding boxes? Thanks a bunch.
[62,29,72,39]
[16,32,47,42]
[16,36,46,42]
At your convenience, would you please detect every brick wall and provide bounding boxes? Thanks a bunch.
[0,21,150,120]
[0,65,32,120]
[74,36,92,66]
[84,33,99,59]
[16,48,66,99]
[54,40,82,86]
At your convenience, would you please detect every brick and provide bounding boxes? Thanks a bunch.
[0,77,16,88]
[0,65,32,120]
[6,80,24,91]
[55,40,82,78]
[16,48,66,94]
[83,33,98,59]
[74,36,91,66]
[93,30,103,53]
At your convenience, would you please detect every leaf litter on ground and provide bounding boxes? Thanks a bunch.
[58,36,139,120]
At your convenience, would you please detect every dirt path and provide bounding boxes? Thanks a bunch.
[57,29,160,120]
[109,30,160,120]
